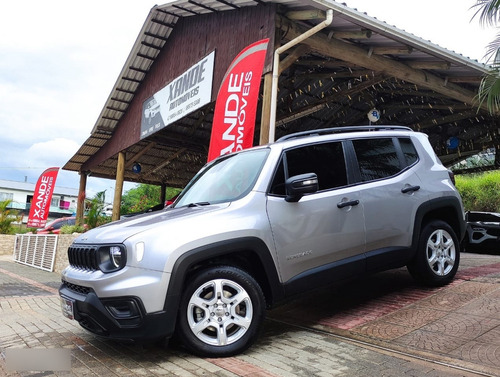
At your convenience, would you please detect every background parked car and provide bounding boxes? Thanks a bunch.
[36,216,76,234]
[463,211,500,254]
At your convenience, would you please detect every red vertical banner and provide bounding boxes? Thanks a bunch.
[27,167,59,228]
[207,38,269,162]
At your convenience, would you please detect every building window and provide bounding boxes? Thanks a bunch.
[0,192,13,201]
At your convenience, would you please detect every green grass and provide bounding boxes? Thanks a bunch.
[455,170,500,212]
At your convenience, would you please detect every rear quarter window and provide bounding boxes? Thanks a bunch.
[398,137,419,166]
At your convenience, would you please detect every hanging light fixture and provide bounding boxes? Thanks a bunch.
[132,163,142,174]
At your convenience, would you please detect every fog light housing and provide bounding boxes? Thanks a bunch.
[103,298,144,326]
[105,299,140,319]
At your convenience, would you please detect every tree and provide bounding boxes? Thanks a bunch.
[473,0,500,113]
[85,190,109,229]
[0,199,21,234]
[120,184,181,215]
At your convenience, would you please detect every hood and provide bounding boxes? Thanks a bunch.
[74,203,230,244]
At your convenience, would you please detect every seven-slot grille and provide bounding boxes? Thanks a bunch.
[68,245,99,271]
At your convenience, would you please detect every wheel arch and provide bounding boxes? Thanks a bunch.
[162,237,284,334]
[411,196,466,254]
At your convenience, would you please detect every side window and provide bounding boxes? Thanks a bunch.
[269,141,347,195]
[352,138,401,181]
[399,137,419,166]
[53,220,65,230]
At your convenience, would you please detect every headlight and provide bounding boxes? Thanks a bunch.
[110,246,123,268]
[98,245,126,273]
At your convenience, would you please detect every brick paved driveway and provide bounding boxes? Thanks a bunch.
[1,253,499,377]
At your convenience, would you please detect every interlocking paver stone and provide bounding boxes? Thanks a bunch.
[1,253,500,376]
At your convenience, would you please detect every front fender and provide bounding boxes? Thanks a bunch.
[161,237,284,335]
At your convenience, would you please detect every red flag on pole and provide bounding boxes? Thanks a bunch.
[207,38,269,162]
[27,167,60,228]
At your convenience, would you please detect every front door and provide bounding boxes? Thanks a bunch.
[266,141,366,284]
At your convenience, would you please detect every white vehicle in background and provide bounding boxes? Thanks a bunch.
[102,205,113,217]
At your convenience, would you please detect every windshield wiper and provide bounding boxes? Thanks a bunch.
[187,202,210,207]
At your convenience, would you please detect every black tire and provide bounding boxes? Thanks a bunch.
[176,265,265,357]
[407,220,460,286]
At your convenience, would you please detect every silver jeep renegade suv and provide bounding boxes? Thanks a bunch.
[59,126,465,357]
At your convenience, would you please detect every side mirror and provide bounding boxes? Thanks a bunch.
[285,173,318,202]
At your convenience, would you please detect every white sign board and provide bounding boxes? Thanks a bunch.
[140,51,215,139]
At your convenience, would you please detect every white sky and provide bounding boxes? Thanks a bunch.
[0,0,497,200]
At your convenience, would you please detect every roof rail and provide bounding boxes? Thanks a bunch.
[276,125,413,142]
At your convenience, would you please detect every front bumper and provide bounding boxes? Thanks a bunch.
[59,281,174,341]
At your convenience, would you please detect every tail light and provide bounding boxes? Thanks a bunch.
[448,170,456,185]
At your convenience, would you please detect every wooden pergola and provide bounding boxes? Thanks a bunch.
[63,0,498,223]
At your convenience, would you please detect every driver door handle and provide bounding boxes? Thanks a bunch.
[337,199,360,209]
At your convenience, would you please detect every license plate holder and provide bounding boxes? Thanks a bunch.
[60,297,75,320]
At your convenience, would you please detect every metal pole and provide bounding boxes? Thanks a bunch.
[268,9,333,143]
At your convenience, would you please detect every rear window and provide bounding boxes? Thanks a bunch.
[352,138,401,181]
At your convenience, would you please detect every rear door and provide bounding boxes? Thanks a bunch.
[349,136,423,270]
[266,140,366,284]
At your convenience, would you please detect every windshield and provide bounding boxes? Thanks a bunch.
[175,148,270,207]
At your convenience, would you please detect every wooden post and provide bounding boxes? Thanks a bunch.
[160,183,167,206]
[259,72,273,145]
[76,173,87,226]
[112,152,125,221]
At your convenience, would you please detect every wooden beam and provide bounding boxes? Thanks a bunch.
[144,148,187,176]
[294,59,359,69]
[375,87,450,99]
[277,16,487,112]
[125,142,157,168]
[386,104,471,111]
[286,10,326,20]
[407,61,451,70]
[292,69,375,81]
[279,44,311,75]
[371,46,412,55]
[276,75,387,127]
[414,110,477,129]
[333,30,372,39]
[446,76,482,83]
